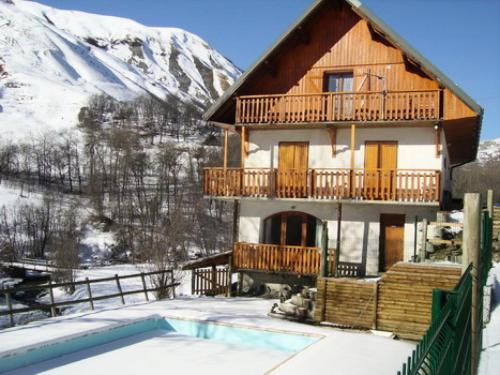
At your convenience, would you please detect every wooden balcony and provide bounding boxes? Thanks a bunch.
[233,242,335,275]
[204,168,441,203]
[235,90,441,124]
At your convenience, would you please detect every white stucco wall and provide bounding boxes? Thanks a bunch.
[245,127,443,171]
[238,200,438,276]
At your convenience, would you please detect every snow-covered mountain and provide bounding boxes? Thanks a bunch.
[0,0,241,140]
[478,138,500,162]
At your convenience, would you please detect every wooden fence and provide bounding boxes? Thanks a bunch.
[315,277,378,329]
[191,267,230,296]
[0,270,178,328]
[314,262,463,336]
[377,263,462,340]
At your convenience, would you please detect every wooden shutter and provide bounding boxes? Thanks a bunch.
[278,142,309,197]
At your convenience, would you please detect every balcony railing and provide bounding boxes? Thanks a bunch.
[233,242,336,275]
[235,90,441,124]
[204,168,441,202]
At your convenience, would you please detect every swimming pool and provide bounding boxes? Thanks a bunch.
[0,316,321,374]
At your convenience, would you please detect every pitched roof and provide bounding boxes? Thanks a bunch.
[204,0,482,121]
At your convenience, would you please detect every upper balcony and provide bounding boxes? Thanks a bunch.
[203,168,441,203]
[235,90,441,125]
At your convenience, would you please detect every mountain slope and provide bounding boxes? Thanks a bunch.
[0,0,240,140]
[478,138,500,162]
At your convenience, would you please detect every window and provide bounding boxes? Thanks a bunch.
[324,72,353,93]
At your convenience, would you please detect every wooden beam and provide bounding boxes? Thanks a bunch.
[211,121,236,132]
[335,203,342,278]
[327,128,337,157]
[240,126,246,168]
[350,124,356,169]
[223,129,228,169]
[434,124,441,157]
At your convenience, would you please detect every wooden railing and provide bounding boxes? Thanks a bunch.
[204,168,441,202]
[1,270,178,328]
[235,90,440,124]
[233,242,334,275]
[191,267,229,296]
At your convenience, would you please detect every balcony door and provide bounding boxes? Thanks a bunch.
[364,141,397,199]
[278,142,309,198]
[324,72,354,120]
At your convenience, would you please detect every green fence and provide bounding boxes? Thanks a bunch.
[397,210,493,375]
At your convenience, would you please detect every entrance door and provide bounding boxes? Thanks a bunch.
[262,212,317,247]
[364,141,397,199]
[324,72,354,120]
[380,214,405,271]
[278,142,309,197]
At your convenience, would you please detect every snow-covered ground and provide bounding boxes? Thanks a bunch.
[479,262,500,375]
[0,297,415,375]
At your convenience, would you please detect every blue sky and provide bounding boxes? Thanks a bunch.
[36,0,500,140]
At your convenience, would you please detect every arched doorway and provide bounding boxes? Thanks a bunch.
[262,211,320,247]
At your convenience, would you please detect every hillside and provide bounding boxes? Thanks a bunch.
[0,0,240,141]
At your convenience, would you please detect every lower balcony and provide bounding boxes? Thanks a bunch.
[233,242,335,275]
[204,168,440,203]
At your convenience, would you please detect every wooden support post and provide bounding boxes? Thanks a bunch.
[211,265,217,296]
[463,193,481,375]
[335,203,342,277]
[5,292,14,327]
[240,126,246,168]
[321,222,328,277]
[350,124,356,197]
[327,127,337,157]
[227,255,233,297]
[487,189,494,218]
[434,124,441,157]
[115,274,125,305]
[191,270,196,295]
[48,280,56,317]
[420,218,428,262]
[232,200,240,243]
[140,273,149,302]
[85,277,95,310]
[223,129,228,169]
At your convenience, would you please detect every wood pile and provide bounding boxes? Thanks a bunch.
[314,277,378,329]
[376,262,462,340]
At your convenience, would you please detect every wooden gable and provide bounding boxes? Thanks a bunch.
[207,0,482,165]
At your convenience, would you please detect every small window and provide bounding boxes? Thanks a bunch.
[324,72,353,93]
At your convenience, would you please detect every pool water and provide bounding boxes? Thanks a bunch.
[0,316,320,374]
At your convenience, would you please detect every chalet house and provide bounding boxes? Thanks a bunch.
[202,0,482,281]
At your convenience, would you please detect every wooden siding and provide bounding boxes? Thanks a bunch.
[315,277,377,329]
[203,167,441,202]
[243,2,439,97]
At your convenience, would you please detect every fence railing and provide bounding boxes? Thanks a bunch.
[204,168,441,202]
[1,270,178,328]
[235,90,441,124]
[397,210,493,375]
[232,242,336,275]
[191,267,229,296]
